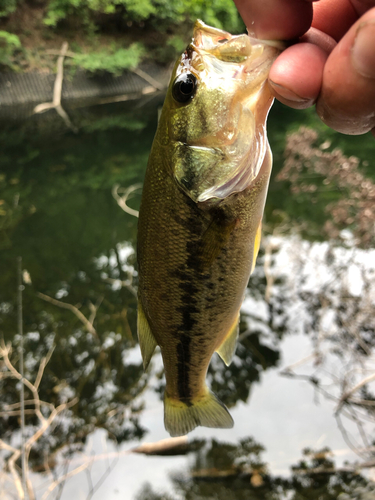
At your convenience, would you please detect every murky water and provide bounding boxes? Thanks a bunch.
[0,98,374,499]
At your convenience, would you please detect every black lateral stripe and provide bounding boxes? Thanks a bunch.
[177,334,192,403]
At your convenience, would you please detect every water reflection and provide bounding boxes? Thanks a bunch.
[1,99,375,498]
[136,437,372,500]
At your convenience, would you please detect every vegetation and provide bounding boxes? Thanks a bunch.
[70,42,144,74]
[0,29,20,67]
[0,0,244,72]
[0,102,374,496]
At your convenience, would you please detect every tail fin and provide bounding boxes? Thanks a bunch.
[164,389,234,437]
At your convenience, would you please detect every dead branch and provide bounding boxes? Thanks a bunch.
[0,340,79,500]
[35,344,55,390]
[34,42,78,132]
[130,67,165,91]
[132,436,188,455]
[5,446,23,499]
[0,339,46,423]
[293,461,375,476]
[112,183,142,218]
[88,296,104,327]
[77,86,157,107]
[102,276,137,298]
[336,372,375,413]
[280,353,322,374]
[36,291,98,337]
[40,461,91,500]
[44,48,165,91]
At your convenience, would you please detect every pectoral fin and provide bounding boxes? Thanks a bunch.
[137,300,157,370]
[216,313,239,366]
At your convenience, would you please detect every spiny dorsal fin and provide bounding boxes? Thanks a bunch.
[137,299,157,370]
[216,313,239,366]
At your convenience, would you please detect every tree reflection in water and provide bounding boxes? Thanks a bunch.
[1,105,375,498]
[135,438,373,500]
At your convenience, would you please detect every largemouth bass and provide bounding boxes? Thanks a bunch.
[137,20,280,437]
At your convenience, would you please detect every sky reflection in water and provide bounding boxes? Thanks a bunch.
[0,100,374,499]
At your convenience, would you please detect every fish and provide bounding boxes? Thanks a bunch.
[137,20,280,437]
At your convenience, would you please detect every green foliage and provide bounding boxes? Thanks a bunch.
[71,43,144,74]
[0,0,17,17]
[44,0,158,26]
[113,0,156,19]
[44,0,86,27]
[0,30,21,67]
[44,0,244,33]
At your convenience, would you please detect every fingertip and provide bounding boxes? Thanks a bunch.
[233,0,313,40]
[316,9,375,135]
[268,43,327,105]
[268,81,314,109]
[312,0,358,40]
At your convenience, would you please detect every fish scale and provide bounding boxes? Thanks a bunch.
[137,20,280,436]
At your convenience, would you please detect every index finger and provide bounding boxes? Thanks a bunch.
[233,0,314,39]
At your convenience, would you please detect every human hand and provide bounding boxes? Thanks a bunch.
[233,0,375,136]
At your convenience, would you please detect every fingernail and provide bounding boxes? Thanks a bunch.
[269,80,311,103]
[352,21,375,79]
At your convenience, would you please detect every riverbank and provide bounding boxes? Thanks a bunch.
[0,0,244,74]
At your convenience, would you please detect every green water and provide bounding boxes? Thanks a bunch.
[0,98,374,499]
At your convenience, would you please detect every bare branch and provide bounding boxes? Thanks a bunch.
[0,338,46,423]
[112,183,142,218]
[1,341,80,500]
[40,460,91,500]
[0,409,36,417]
[8,449,24,500]
[336,372,375,413]
[130,67,165,91]
[132,436,188,455]
[36,292,98,337]
[34,42,77,132]
[88,296,104,328]
[35,344,55,390]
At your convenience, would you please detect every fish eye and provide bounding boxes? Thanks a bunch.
[172,73,198,103]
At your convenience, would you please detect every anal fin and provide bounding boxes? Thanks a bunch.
[216,314,239,366]
[137,300,157,370]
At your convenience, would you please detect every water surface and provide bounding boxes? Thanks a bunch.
[0,98,374,499]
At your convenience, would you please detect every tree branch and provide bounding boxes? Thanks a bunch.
[36,291,98,337]
[34,42,77,132]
